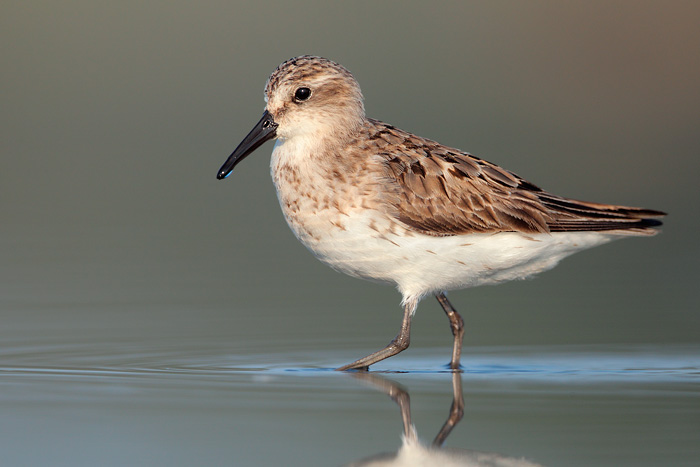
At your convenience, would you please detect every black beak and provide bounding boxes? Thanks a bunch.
[217,110,278,180]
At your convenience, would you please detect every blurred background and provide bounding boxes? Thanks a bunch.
[2,2,699,466]
[3,0,697,351]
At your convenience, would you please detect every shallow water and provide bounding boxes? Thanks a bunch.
[2,338,698,467]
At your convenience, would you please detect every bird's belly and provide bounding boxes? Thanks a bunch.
[279,201,617,300]
[281,205,414,285]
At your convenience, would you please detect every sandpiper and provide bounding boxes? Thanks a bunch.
[217,55,665,371]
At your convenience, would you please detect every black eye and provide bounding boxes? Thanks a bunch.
[294,87,311,102]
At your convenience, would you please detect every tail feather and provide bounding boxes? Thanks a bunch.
[538,193,666,235]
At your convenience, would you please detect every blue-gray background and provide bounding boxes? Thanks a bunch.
[3,1,697,348]
[1,2,699,466]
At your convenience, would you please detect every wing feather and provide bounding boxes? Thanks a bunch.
[367,120,665,236]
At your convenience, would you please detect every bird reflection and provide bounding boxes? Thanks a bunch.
[345,372,542,467]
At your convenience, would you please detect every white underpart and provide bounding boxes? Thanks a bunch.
[329,218,614,301]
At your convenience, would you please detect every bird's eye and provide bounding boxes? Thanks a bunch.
[294,87,311,102]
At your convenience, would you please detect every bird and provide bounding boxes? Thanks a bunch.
[216,55,665,371]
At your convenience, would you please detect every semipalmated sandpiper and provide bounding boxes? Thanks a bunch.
[217,56,665,371]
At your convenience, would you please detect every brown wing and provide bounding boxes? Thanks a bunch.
[369,120,665,236]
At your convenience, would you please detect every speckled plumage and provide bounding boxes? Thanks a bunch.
[217,55,665,371]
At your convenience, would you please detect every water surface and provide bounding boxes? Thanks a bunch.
[2,339,697,466]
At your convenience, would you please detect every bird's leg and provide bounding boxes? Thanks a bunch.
[435,292,464,370]
[336,298,417,371]
[432,370,465,447]
[349,373,414,440]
